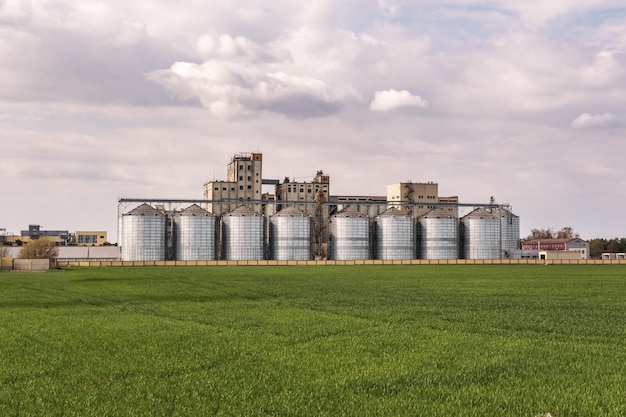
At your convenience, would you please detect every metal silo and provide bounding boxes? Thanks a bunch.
[461,208,501,259]
[375,207,414,260]
[221,205,265,260]
[174,204,216,261]
[330,206,371,260]
[419,208,459,259]
[495,207,520,259]
[119,203,166,261]
[270,206,313,261]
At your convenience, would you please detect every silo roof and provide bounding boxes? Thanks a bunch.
[333,206,368,218]
[126,203,164,216]
[462,207,518,220]
[225,205,261,217]
[180,204,212,216]
[377,207,411,218]
[275,206,308,217]
[420,207,457,219]
[461,207,497,220]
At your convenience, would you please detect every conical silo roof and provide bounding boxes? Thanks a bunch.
[180,204,212,216]
[420,207,457,219]
[274,206,308,217]
[126,203,163,216]
[333,206,368,218]
[461,207,498,220]
[225,205,260,217]
[377,207,411,218]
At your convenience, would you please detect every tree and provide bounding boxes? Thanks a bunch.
[555,226,579,239]
[18,239,59,260]
[0,246,8,258]
[526,228,554,240]
[525,226,580,241]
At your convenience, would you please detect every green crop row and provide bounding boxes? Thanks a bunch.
[1,265,625,416]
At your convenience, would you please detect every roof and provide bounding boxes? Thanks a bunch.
[274,206,308,217]
[420,207,457,219]
[224,205,261,217]
[179,204,212,217]
[126,203,164,216]
[377,207,411,218]
[333,206,368,218]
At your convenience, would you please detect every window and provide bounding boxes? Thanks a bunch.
[239,176,243,181]
[239,186,243,190]
[214,187,219,191]
[247,176,251,181]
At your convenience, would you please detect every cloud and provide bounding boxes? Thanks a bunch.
[571,112,616,128]
[148,59,349,119]
[369,89,429,112]
[148,30,363,119]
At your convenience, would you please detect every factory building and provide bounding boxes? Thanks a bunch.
[203,153,264,215]
[522,238,589,260]
[388,182,458,217]
[119,152,520,261]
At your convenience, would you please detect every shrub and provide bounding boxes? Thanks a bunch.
[18,239,60,259]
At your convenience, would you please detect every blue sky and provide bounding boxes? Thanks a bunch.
[1,0,625,241]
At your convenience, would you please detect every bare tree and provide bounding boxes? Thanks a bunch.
[555,226,579,239]
[0,246,8,258]
[18,239,59,259]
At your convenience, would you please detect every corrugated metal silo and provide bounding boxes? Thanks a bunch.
[419,208,459,259]
[461,208,501,259]
[375,207,414,260]
[174,204,216,261]
[270,206,313,261]
[330,206,371,260]
[119,203,166,261]
[495,207,520,259]
[221,205,265,260]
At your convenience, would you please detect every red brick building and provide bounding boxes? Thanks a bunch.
[522,238,589,259]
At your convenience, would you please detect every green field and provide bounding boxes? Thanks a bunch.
[1,265,625,416]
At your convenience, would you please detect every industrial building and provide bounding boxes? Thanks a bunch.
[522,238,590,260]
[2,225,108,246]
[118,152,520,261]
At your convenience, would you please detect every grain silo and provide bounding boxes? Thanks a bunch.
[270,206,313,261]
[419,208,459,259]
[495,207,520,259]
[221,205,265,260]
[329,206,371,260]
[375,207,414,260]
[119,203,166,261]
[461,208,501,259]
[174,204,216,261]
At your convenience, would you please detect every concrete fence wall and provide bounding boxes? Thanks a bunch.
[13,259,52,271]
[54,259,626,267]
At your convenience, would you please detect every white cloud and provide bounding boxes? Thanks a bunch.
[571,112,616,128]
[148,59,349,118]
[369,89,429,112]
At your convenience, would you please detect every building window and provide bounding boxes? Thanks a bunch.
[239,186,243,190]
[239,176,243,181]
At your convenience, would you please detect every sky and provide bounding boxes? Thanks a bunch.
[1,0,625,242]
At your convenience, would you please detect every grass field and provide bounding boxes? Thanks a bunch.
[1,265,625,416]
